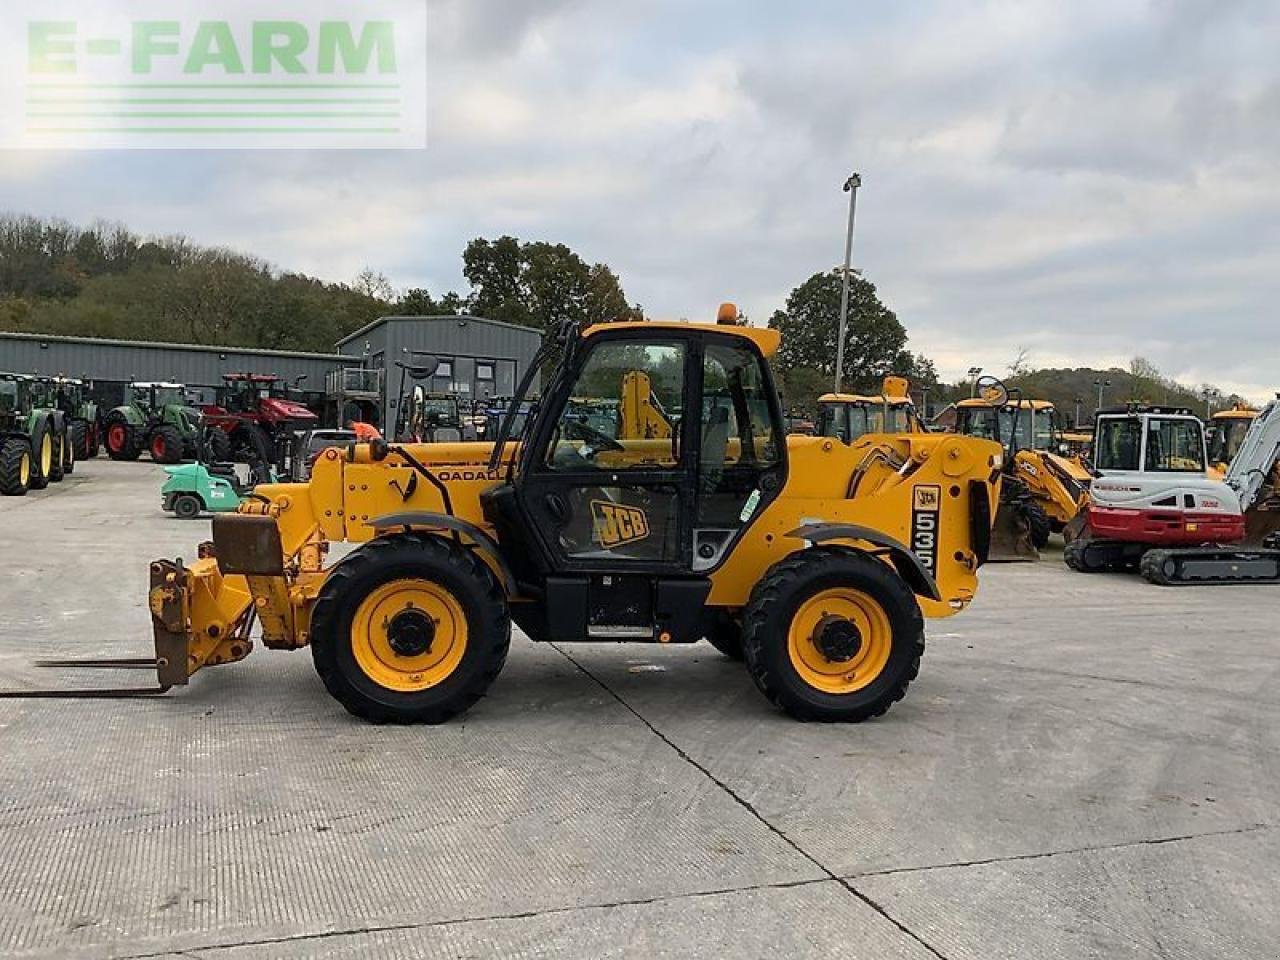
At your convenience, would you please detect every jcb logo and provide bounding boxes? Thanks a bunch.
[910,484,942,577]
[591,500,650,548]
[913,486,940,512]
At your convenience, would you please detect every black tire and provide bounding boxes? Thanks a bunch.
[27,421,53,490]
[207,428,232,462]
[705,612,744,660]
[231,423,274,469]
[311,533,511,724]
[0,438,31,496]
[1063,539,1094,572]
[69,422,87,468]
[48,427,65,483]
[742,548,924,722]
[172,493,203,519]
[104,413,141,461]
[1022,499,1052,549]
[149,424,184,464]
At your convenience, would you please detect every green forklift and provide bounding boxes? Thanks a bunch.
[102,381,201,464]
[0,373,58,496]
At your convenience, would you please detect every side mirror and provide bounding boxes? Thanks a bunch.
[974,375,1009,407]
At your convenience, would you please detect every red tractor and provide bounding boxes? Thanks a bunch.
[201,374,319,472]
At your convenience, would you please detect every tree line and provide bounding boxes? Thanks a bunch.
[5,212,1228,419]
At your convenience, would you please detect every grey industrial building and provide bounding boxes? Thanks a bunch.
[0,315,542,428]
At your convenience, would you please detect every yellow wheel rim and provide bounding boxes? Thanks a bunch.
[350,579,468,692]
[39,435,51,476]
[786,588,893,694]
[19,452,30,486]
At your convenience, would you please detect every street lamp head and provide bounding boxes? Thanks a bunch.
[967,366,983,378]
[843,173,862,192]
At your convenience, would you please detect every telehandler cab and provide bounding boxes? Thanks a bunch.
[2,309,1004,723]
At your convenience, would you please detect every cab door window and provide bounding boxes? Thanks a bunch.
[544,342,683,471]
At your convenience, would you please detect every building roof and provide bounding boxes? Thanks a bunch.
[0,330,347,361]
[335,314,545,348]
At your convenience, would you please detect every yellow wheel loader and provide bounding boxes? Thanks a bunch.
[955,383,1092,559]
[4,309,1003,723]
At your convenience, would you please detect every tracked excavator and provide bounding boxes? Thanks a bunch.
[1064,400,1280,584]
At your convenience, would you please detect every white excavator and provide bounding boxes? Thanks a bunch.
[1064,399,1280,584]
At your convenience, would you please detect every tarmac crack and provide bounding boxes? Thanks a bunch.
[550,645,954,960]
[847,822,1275,880]
[114,876,835,959]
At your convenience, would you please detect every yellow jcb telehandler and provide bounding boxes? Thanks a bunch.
[3,309,1004,724]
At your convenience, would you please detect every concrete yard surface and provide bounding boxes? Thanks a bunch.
[1,459,1277,959]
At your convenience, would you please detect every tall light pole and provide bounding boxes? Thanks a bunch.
[1074,396,1084,429]
[834,172,862,393]
[967,367,983,397]
[1094,378,1112,412]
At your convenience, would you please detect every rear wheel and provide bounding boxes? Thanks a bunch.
[0,439,31,496]
[69,422,87,468]
[172,493,203,519]
[105,415,140,461]
[742,548,924,722]
[150,425,183,464]
[207,427,232,462]
[48,427,66,482]
[28,423,53,489]
[311,533,511,724]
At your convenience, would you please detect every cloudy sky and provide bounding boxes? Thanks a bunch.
[3,0,1279,398]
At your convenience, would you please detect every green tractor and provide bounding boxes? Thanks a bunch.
[31,377,74,480]
[0,373,59,495]
[49,376,100,461]
[102,381,201,465]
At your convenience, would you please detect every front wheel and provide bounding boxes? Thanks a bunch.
[0,439,31,496]
[150,425,184,464]
[105,415,140,461]
[310,533,511,724]
[742,548,924,722]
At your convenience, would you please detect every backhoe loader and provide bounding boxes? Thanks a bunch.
[2,309,1004,723]
[1207,403,1258,476]
[815,376,924,443]
[955,387,1091,558]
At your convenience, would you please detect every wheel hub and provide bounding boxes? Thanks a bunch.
[386,608,436,658]
[813,615,862,662]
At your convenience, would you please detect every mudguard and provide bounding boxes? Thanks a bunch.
[786,523,942,601]
[367,511,518,597]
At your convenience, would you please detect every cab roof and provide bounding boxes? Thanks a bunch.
[818,393,913,405]
[1211,408,1258,421]
[131,381,185,389]
[956,397,1055,411]
[582,321,781,358]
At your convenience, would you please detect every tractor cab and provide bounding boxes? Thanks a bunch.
[816,377,923,443]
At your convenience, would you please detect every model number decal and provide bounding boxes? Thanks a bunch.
[911,485,941,577]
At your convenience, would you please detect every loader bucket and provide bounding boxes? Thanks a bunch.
[1243,504,1280,548]
[986,502,1039,562]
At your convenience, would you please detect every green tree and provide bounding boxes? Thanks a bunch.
[768,269,923,393]
[463,235,640,334]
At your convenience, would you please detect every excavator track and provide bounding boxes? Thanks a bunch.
[1140,546,1280,586]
